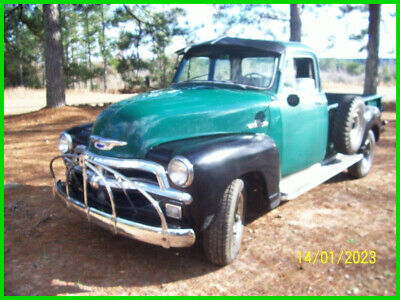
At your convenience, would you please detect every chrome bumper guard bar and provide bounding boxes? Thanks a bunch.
[50,153,195,248]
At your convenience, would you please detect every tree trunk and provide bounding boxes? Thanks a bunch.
[85,11,93,91]
[18,62,23,87]
[88,39,93,90]
[16,23,23,86]
[71,46,76,89]
[100,6,107,92]
[161,50,167,88]
[363,4,381,96]
[290,4,302,42]
[103,59,107,92]
[43,4,65,108]
[65,41,69,89]
[60,4,69,89]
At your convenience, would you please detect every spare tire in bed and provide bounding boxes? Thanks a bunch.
[332,97,366,154]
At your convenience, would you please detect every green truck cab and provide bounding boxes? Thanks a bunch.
[51,37,384,265]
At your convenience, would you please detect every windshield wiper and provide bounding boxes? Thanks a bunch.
[178,74,209,83]
[174,80,247,90]
[221,80,248,89]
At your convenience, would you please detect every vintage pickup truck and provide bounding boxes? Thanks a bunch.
[50,37,384,265]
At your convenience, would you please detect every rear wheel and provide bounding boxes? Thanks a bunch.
[202,179,246,265]
[348,130,376,178]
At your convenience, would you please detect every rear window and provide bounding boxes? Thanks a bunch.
[214,58,231,81]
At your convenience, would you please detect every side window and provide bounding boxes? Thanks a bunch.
[293,57,317,91]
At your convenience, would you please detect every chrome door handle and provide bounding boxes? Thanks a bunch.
[247,120,269,129]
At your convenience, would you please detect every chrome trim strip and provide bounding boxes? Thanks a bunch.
[85,160,118,233]
[90,135,127,151]
[80,156,90,221]
[77,166,192,203]
[85,151,170,191]
[53,182,195,248]
[74,154,193,205]
[247,120,269,129]
[328,103,339,110]
[75,144,87,155]
[83,156,170,243]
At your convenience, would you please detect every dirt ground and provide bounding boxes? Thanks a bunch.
[4,104,396,296]
[4,87,136,116]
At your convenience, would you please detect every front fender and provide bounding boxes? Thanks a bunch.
[146,134,280,232]
[65,123,93,148]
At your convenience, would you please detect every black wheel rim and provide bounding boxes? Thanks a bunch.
[360,131,375,174]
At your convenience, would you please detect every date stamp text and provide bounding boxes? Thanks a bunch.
[298,250,376,265]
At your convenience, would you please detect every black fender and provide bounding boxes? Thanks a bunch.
[65,123,93,148]
[146,134,280,232]
[363,105,382,142]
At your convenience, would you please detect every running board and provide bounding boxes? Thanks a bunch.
[280,153,363,200]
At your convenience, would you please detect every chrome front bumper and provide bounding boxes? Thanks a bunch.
[50,152,196,248]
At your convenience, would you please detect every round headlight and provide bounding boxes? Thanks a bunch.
[167,156,194,187]
[58,132,72,153]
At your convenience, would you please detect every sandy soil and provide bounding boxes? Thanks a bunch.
[4,88,136,116]
[4,104,396,296]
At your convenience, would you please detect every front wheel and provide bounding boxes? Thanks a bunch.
[202,179,246,265]
[348,130,376,178]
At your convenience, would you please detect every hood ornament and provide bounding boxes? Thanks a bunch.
[90,135,127,151]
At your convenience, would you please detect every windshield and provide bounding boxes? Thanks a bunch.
[174,55,278,89]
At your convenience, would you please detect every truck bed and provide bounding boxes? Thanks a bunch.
[326,93,383,111]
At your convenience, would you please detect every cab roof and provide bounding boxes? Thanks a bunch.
[176,37,313,57]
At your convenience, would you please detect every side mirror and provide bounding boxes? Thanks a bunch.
[287,94,300,107]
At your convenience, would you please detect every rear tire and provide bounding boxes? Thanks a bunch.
[202,179,246,265]
[333,97,366,154]
[348,130,376,178]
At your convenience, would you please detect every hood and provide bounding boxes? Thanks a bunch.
[89,86,273,158]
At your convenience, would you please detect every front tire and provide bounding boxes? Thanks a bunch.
[348,130,376,178]
[202,179,246,265]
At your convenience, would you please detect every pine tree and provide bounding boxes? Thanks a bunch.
[213,4,300,41]
[339,4,383,95]
[43,4,65,107]
[289,4,302,42]
[4,4,44,87]
[364,4,381,95]
[95,4,112,92]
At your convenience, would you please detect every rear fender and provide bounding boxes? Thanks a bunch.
[363,105,382,142]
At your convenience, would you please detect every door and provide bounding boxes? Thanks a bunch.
[271,54,328,176]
